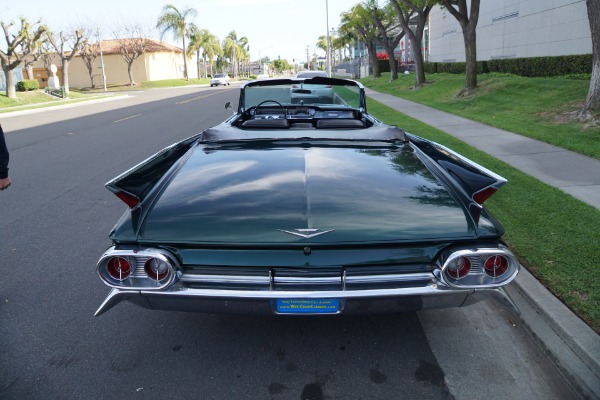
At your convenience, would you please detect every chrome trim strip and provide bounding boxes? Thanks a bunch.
[273,276,341,284]
[345,273,433,284]
[181,274,271,284]
[179,272,434,286]
[142,283,461,299]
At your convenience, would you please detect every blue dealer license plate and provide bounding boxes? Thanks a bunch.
[276,299,340,314]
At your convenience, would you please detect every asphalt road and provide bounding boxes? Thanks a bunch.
[0,86,577,399]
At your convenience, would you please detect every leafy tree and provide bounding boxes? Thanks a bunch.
[389,0,436,87]
[580,0,600,122]
[156,4,198,80]
[47,28,86,94]
[367,0,409,80]
[273,59,291,74]
[0,18,46,98]
[316,35,328,57]
[441,0,480,95]
[340,4,382,77]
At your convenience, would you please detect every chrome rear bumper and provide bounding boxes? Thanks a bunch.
[95,284,519,316]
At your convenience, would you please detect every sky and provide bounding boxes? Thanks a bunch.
[2,0,360,64]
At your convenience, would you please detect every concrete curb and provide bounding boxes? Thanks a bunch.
[506,268,600,399]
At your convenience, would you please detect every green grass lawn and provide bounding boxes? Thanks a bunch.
[368,98,600,334]
[361,73,599,160]
[0,90,112,113]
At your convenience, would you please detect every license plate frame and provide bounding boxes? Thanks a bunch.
[275,298,340,314]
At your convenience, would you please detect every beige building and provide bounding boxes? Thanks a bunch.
[30,38,197,90]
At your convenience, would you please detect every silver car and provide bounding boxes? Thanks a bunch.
[210,73,230,87]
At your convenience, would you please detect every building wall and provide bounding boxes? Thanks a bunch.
[68,53,151,89]
[429,0,592,62]
[146,51,197,81]
[29,50,197,89]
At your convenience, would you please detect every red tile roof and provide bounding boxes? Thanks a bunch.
[96,38,183,55]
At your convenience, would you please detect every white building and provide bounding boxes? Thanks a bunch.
[428,0,592,62]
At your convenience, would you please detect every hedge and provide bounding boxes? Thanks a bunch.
[16,79,40,91]
[423,54,592,77]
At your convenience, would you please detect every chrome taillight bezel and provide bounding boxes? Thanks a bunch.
[96,247,181,290]
[438,246,519,289]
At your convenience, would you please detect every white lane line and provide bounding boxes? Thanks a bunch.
[113,114,142,123]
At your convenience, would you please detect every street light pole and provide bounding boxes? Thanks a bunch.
[97,29,107,92]
[326,0,332,76]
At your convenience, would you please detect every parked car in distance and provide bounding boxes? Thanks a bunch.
[295,71,329,78]
[95,77,520,317]
[291,71,333,104]
[210,73,230,87]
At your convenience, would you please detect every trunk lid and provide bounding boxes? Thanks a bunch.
[138,143,475,244]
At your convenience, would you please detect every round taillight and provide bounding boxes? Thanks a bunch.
[446,256,471,279]
[144,258,170,281]
[107,257,131,281]
[484,255,509,277]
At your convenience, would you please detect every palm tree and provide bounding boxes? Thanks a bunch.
[188,26,213,78]
[156,4,198,80]
[204,35,223,77]
[222,30,248,79]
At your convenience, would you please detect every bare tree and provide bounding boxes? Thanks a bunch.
[580,0,600,122]
[79,40,100,89]
[0,18,46,98]
[441,0,481,95]
[47,28,86,94]
[37,41,58,80]
[389,0,435,87]
[114,23,151,86]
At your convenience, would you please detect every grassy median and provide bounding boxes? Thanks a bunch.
[361,73,599,160]
[367,98,600,333]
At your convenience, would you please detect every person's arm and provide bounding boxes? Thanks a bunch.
[0,123,11,190]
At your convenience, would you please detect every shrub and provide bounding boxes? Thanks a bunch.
[486,54,592,77]
[423,54,591,78]
[16,79,40,91]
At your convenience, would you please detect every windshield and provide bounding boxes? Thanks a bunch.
[214,74,225,78]
[243,81,361,109]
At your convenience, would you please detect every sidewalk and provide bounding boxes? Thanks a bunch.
[365,88,600,399]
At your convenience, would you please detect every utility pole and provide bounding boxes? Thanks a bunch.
[305,46,310,69]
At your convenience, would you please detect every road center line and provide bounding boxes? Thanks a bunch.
[113,114,142,123]
[176,89,235,104]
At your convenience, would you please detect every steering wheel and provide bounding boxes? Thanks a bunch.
[254,100,286,118]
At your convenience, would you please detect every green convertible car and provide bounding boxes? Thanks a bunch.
[95,77,519,316]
